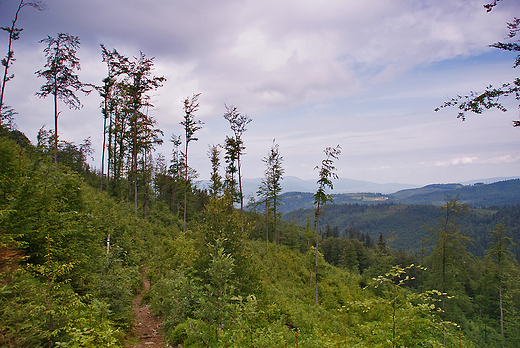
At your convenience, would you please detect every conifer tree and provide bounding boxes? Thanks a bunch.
[313,145,341,304]
[207,144,222,198]
[223,105,251,219]
[35,33,89,163]
[257,139,284,252]
[181,93,203,233]
[487,223,515,346]
[168,133,184,215]
[425,194,470,346]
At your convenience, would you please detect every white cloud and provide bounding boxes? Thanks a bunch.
[487,155,517,164]
[435,157,479,167]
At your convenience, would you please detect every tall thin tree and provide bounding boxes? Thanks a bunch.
[208,143,223,198]
[35,33,88,163]
[487,223,515,347]
[1,0,45,118]
[180,93,203,233]
[425,194,470,347]
[257,139,284,252]
[120,52,165,214]
[313,144,341,304]
[223,104,251,220]
[97,45,127,193]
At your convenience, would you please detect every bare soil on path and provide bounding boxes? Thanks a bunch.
[126,268,167,348]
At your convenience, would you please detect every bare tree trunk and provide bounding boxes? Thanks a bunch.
[133,112,138,215]
[315,202,320,305]
[0,0,23,113]
[53,90,58,163]
[183,143,188,234]
[499,281,504,348]
[107,108,113,192]
[100,100,107,193]
[274,197,278,250]
[265,202,269,252]
[238,154,244,221]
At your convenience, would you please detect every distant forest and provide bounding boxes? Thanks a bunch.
[283,202,520,259]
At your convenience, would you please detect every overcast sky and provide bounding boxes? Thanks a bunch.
[1,0,519,186]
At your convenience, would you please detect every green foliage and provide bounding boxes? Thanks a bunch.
[94,257,140,329]
[435,4,520,127]
[55,299,123,348]
[149,268,197,333]
[423,195,472,324]
[1,127,519,347]
[256,139,284,251]
[0,272,49,347]
[0,131,159,346]
[207,143,223,198]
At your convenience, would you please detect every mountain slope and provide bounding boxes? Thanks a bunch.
[275,179,520,213]
[388,179,520,206]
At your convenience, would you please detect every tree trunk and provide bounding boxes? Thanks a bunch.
[0,1,23,113]
[274,196,278,251]
[499,280,504,347]
[265,202,269,252]
[133,111,138,215]
[315,202,320,305]
[183,143,188,234]
[53,91,58,163]
[100,97,107,193]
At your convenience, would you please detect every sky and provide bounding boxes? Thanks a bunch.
[0,0,519,187]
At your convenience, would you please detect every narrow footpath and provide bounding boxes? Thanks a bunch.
[126,268,167,348]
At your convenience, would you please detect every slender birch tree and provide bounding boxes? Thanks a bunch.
[97,45,127,193]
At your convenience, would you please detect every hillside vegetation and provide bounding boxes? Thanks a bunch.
[283,202,520,258]
[1,128,520,347]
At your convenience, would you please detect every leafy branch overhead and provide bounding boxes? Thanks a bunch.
[436,4,520,127]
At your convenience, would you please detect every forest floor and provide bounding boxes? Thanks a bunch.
[125,267,168,348]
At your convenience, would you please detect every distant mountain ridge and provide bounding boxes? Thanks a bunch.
[271,178,520,214]
[200,176,519,198]
[388,179,520,207]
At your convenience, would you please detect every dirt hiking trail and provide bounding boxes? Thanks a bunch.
[126,267,167,348]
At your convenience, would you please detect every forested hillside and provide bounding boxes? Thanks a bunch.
[1,1,519,345]
[389,180,520,206]
[2,126,520,347]
[283,202,520,258]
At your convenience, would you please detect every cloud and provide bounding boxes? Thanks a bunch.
[435,157,479,167]
[487,154,517,164]
[4,0,513,115]
[1,0,519,186]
